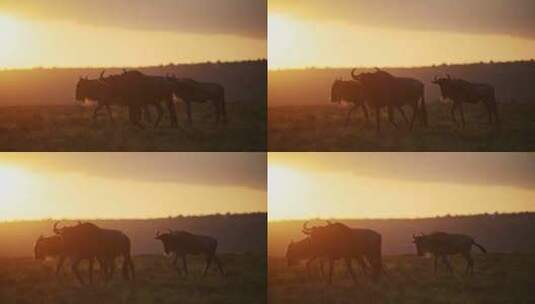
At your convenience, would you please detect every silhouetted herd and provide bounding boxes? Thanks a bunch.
[286,221,487,284]
[34,221,224,285]
[331,69,500,132]
[75,70,227,128]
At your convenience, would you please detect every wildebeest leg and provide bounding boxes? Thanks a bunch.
[202,254,214,277]
[151,102,163,128]
[72,258,85,285]
[344,105,356,129]
[441,256,454,273]
[434,255,439,274]
[93,104,103,121]
[171,253,182,275]
[305,256,316,278]
[213,256,225,276]
[344,258,357,283]
[129,105,144,129]
[409,105,417,130]
[375,107,381,133]
[462,252,474,276]
[143,105,153,124]
[397,107,410,125]
[185,101,193,126]
[56,256,66,277]
[355,256,369,276]
[214,100,221,124]
[328,258,335,285]
[458,102,466,128]
[484,101,492,125]
[125,254,136,281]
[105,104,114,123]
[387,106,398,129]
[182,255,189,276]
[166,100,178,128]
[88,259,94,285]
[361,104,370,123]
[450,103,459,127]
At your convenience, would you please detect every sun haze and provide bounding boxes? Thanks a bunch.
[268,153,535,221]
[268,0,535,69]
[0,1,266,69]
[0,153,266,221]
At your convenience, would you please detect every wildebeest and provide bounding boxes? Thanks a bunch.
[75,71,154,125]
[330,79,370,127]
[432,74,500,128]
[301,221,383,284]
[413,232,487,275]
[166,75,228,125]
[351,68,428,132]
[53,221,135,284]
[154,230,225,277]
[34,235,68,276]
[286,236,370,279]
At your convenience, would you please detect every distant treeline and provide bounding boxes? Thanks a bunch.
[269,60,535,106]
[268,212,535,257]
[0,59,267,106]
[0,212,266,257]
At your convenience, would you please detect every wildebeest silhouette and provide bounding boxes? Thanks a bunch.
[52,221,135,284]
[330,79,370,127]
[351,68,428,132]
[432,74,500,128]
[413,232,487,275]
[155,230,225,277]
[166,75,228,125]
[34,235,68,276]
[75,72,153,124]
[301,221,383,284]
[98,70,178,128]
[286,236,370,280]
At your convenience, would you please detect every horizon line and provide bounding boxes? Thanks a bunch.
[267,58,535,72]
[0,211,267,224]
[0,58,268,72]
[267,211,535,223]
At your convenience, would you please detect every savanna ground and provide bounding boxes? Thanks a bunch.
[268,254,535,304]
[0,101,266,151]
[268,102,535,151]
[0,253,265,304]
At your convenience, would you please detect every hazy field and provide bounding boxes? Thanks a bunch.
[0,101,266,151]
[0,253,265,304]
[268,254,535,304]
[268,102,535,151]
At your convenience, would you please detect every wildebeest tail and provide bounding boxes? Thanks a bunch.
[472,240,487,253]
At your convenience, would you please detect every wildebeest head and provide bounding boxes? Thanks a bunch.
[431,75,452,98]
[285,237,313,267]
[330,79,343,103]
[75,75,109,102]
[34,234,63,260]
[154,230,174,255]
[412,233,430,256]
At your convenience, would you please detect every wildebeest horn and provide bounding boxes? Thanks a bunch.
[53,221,61,234]
[350,68,359,80]
[100,70,105,79]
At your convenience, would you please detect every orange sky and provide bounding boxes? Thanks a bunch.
[268,1,535,69]
[0,1,266,69]
[0,153,266,221]
[268,153,535,221]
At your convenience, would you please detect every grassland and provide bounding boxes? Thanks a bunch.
[268,102,535,151]
[0,253,265,304]
[0,101,266,151]
[268,254,535,304]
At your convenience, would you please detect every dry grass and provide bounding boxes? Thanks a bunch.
[0,101,266,151]
[268,254,535,304]
[268,102,535,151]
[0,253,266,304]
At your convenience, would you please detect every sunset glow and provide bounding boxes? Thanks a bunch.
[0,153,266,221]
[268,153,535,221]
[268,2,535,69]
